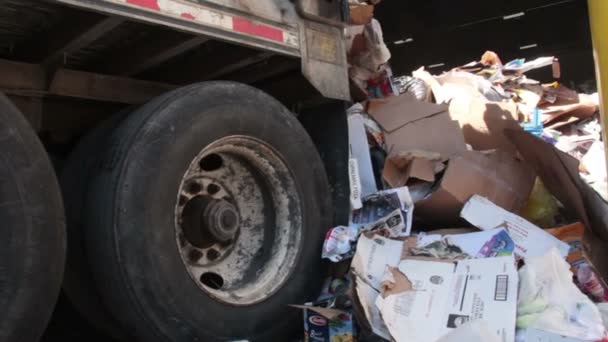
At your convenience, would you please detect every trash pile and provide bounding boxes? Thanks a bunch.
[345,0,397,101]
[296,41,608,341]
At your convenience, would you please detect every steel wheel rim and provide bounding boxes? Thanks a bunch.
[174,136,303,305]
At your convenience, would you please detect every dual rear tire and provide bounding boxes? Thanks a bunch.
[61,82,332,341]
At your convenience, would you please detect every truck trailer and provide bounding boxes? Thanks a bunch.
[0,0,352,341]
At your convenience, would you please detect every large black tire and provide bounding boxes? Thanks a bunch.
[60,113,129,340]
[0,93,66,341]
[85,82,332,341]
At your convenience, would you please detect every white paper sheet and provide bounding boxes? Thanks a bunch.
[460,195,569,259]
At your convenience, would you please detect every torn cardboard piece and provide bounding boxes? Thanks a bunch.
[415,150,536,226]
[541,94,598,125]
[351,234,402,340]
[351,234,403,290]
[367,94,467,157]
[461,195,570,259]
[376,256,518,342]
[382,150,445,188]
[354,276,391,340]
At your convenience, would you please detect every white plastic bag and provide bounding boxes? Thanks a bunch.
[517,247,606,340]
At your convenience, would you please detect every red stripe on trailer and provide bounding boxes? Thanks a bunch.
[181,12,195,20]
[232,17,283,43]
[126,0,160,11]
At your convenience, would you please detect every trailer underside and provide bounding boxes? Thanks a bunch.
[0,0,323,143]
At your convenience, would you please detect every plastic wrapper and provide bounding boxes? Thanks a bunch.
[546,222,608,302]
[520,178,559,227]
[517,248,606,340]
[322,226,360,262]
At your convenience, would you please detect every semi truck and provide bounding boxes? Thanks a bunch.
[4,1,608,342]
[0,0,352,341]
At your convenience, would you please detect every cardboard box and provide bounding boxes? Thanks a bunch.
[367,95,467,157]
[376,256,518,342]
[414,150,536,226]
[349,4,374,25]
[351,229,516,340]
[448,96,523,154]
[410,70,526,154]
[382,151,445,188]
[295,305,356,342]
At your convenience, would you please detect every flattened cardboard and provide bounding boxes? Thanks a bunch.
[367,95,466,156]
[504,129,591,231]
[448,96,523,154]
[415,150,536,226]
[383,152,445,188]
[376,256,518,342]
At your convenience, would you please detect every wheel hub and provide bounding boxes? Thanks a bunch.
[202,198,239,243]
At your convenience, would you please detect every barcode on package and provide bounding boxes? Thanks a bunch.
[494,275,508,301]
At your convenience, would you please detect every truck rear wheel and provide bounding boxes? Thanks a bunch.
[0,93,66,342]
[84,82,332,341]
[60,113,129,340]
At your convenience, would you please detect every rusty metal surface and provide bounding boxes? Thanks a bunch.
[300,20,350,100]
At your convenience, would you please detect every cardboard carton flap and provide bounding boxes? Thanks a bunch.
[448,96,522,154]
[504,129,591,232]
[380,267,412,298]
[416,150,536,226]
[368,94,448,133]
[383,113,467,157]
[383,152,445,187]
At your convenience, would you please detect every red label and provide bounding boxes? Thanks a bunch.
[232,17,283,42]
[181,13,195,20]
[308,315,328,327]
[126,0,160,11]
